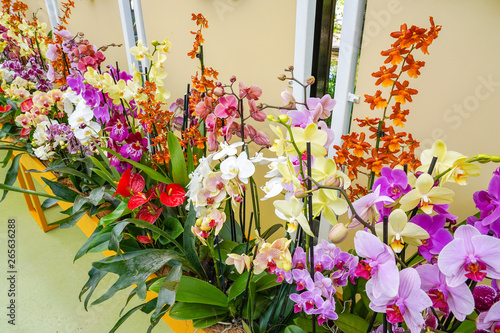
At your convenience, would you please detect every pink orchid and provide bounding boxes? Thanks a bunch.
[367,268,432,333]
[239,82,262,100]
[438,225,500,287]
[214,95,238,118]
[248,99,267,121]
[195,97,213,119]
[348,185,394,229]
[477,301,500,332]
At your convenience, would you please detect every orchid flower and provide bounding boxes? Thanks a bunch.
[375,209,429,253]
[311,156,351,188]
[476,301,500,332]
[212,141,244,160]
[415,264,474,321]
[285,123,327,157]
[399,173,454,214]
[354,231,399,298]
[366,268,432,333]
[349,185,394,229]
[269,124,287,157]
[274,196,314,236]
[225,253,252,274]
[220,151,255,184]
[312,188,348,225]
[438,225,500,287]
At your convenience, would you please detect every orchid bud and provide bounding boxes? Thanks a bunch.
[267,114,276,121]
[491,155,500,162]
[278,114,289,124]
[151,40,159,46]
[306,76,315,85]
[277,74,287,81]
[230,75,237,83]
[294,186,307,198]
[324,175,342,188]
[213,87,224,97]
[287,65,294,71]
[328,224,349,244]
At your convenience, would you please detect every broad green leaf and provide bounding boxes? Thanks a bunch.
[73,187,105,213]
[98,201,130,226]
[41,177,79,202]
[0,184,64,201]
[169,302,228,321]
[109,301,150,333]
[90,167,116,186]
[175,276,228,307]
[94,144,120,180]
[158,217,183,244]
[109,221,129,252]
[294,318,329,333]
[74,225,110,261]
[152,264,182,320]
[121,276,163,316]
[79,267,108,310]
[167,131,188,187]
[41,197,59,209]
[192,316,221,329]
[0,152,22,202]
[334,313,370,333]
[183,202,207,279]
[284,325,307,333]
[89,155,116,182]
[27,165,98,184]
[103,147,172,184]
[53,209,87,229]
[227,271,249,301]
[1,149,12,167]
[91,249,184,305]
[255,273,280,292]
[0,144,27,151]
[124,218,184,255]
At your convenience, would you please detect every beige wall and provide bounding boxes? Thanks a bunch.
[352,0,500,222]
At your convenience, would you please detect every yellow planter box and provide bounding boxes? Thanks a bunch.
[12,151,201,333]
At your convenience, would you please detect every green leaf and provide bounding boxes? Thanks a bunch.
[94,144,120,180]
[52,209,87,229]
[109,301,151,333]
[27,165,98,184]
[167,131,188,187]
[152,264,182,320]
[175,276,228,307]
[227,271,249,301]
[0,152,22,202]
[192,316,221,329]
[183,202,207,279]
[260,223,283,240]
[103,148,172,184]
[169,302,228,321]
[109,221,129,252]
[41,197,59,209]
[90,167,116,186]
[91,249,185,305]
[1,149,12,167]
[158,217,183,244]
[294,318,329,333]
[74,225,109,261]
[0,183,66,200]
[334,313,370,333]
[284,325,307,333]
[255,273,280,292]
[124,218,184,254]
[73,187,105,213]
[41,177,79,202]
[79,267,108,311]
[98,201,131,226]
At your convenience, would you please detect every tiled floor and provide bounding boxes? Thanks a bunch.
[0,151,172,332]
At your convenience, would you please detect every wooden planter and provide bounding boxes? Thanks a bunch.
[13,151,200,333]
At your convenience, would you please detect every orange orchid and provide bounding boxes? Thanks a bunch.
[390,80,418,104]
[372,65,399,87]
[402,54,425,79]
[381,46,409,66]
[364,90,388,110]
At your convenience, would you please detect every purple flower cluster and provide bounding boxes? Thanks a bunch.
[2,57,53,91]
[46,123,92,155]
[276,241,357,326]
[468,168,500,237]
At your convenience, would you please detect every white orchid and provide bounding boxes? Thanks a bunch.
[220,152,255,184]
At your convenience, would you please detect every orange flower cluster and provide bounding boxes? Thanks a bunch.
[58,0,75,25]
[334,17,441,199]
[136,81,173,165]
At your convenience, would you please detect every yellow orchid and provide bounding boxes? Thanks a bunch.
[417,140,481,185]
[399,173,454,214]
[225,253,252,274]
[311,156,351,188]
[276,158,301,190]
[107,79,135,104]
[375,209,429,253]
[274,196,314,236]
[285,123,327,157]
[129,40,153,61]
[312,188,348,225]
[269,124,287,156]
[159,37,172,53]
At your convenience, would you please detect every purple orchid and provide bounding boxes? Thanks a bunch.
[354,231,399,298]
[367,268,432,333]
[411,214,453,262]
[105,113,129,142]
[373,167,411,200]
[311,296,338,326]
[416,264,474,321]
[313,271,334,298]
[290,288,323,315]
[120,132,148,162]
[474,285,498,314]
[438,225,500,287]
[292,269,314,291]
[275,268,293,283]
[468,172,500,237]
[292,247,307,270]
[477,301,500,332]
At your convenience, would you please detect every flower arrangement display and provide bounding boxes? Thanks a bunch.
[2,2,500,332]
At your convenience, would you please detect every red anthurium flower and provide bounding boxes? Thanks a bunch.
[0,86,4,94]
[0,105,12,113]
[160,183,186,207]
[137,234,153,244]
[136,202,163,224]
[128,192,152,210]
[20,98,33,112]
[146,183,167,200]
[113,169,145,197]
